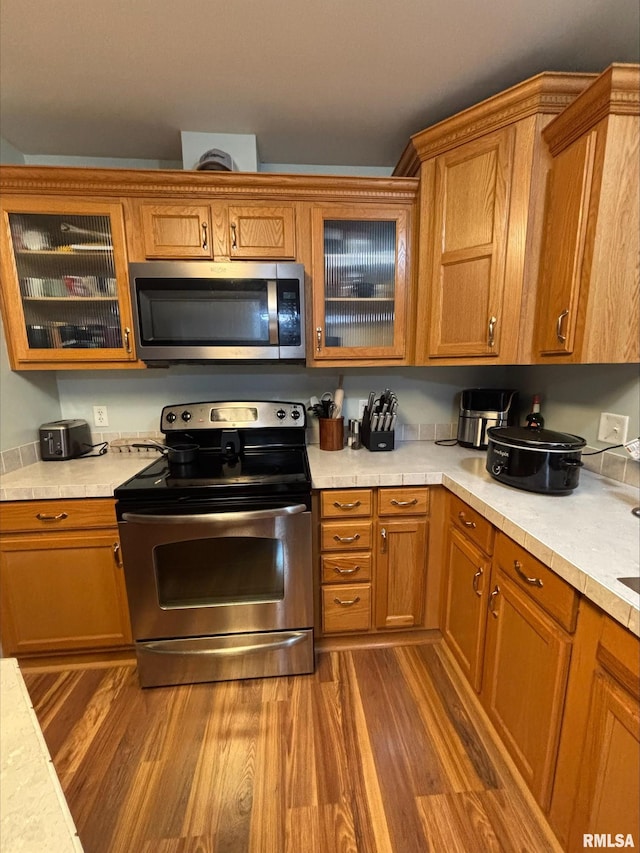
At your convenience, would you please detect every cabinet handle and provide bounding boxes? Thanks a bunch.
[489,585,500,618]
[380,527,387,553]
[201,222,208,250]
[230,222,237,249]
[513,559,543,587]
[333,565,360,575]
[458,511,476,529]
[472,567,483,597]
[316,327,323,352]
[333,596,361,607]
[124,327,132,353]
[488,315,497,347]
[390,498,418,507]
[333,533,360,543]
[556,309,569,344]
[113,542,123,568]
[35,511,68,522]
[333,500,361,509]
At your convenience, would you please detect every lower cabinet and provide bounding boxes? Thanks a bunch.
[0,499,132,656]
[319,486,429,636]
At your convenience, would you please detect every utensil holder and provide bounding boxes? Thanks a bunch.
[361,422,395,452]
[319,417,344,451]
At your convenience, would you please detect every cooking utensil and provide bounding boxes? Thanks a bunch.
[132,440,199,465]
[333,375,344,418]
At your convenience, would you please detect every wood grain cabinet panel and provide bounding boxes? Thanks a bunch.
[448,494,495,555]
[375,517,427,629]
[322,583,372,633]
[320,489,373,518]
[140,204,213,258]
[227,205,296,259]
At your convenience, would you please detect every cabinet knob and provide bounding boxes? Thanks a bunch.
[230,222,237,250]
[391,498,417,507]
[333,565,360,575]
[333,500,361,509]
[124,327,132,353]
[333,533,360,543]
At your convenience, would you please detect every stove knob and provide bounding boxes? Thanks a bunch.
[181,410,192,422]
[491,463,504,475]
[166,412,177,423]
[276,408,286,420]
[290,408,301,420]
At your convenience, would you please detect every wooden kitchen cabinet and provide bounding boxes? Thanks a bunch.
[0,196,139,370]
[134,200,297,260]
[481,532,577,811]
[533,64,640,363]
[309,204,413,363]
[549,601,640,850]
[0,499,132,657]
[395,71,594,365]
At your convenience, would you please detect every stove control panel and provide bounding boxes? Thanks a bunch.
[161,400,307,432]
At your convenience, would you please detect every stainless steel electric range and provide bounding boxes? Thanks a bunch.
[114,400,314,688]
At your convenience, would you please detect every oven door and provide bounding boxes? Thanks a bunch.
[119,503,312,642]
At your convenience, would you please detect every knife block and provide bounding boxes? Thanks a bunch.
[361,422,395,452]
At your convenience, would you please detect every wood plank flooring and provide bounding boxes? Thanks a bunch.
[22,642,562,853]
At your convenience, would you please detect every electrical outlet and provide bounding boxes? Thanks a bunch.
[358,399,368,420]
[598,412,629,445]
[93,405,109,428]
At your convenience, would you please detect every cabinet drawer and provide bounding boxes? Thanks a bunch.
[0,499,117,534]
[321,521,372,551]
[322,584,371,633]
[378,487,429,516]
[321,553,371,584]
[449,495,494,555]
[494,533,578,633]
[321,489,373,518]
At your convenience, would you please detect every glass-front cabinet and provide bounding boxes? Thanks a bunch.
[0,198,137,368]
[311,206,410,361]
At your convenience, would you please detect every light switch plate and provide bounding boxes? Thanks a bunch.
[598,412,629,445]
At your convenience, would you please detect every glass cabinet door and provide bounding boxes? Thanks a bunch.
[312,208,409,360]
[0,199,136,367]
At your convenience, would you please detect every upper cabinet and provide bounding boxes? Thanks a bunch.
[533,64,640,364]
[134,200,297,260]
[0,195,139,370]
[395,72,596,365]
[306,197,415,365]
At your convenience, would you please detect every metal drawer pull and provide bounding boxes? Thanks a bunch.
[514,560,544,587]
[36,511,68,522]
[489,585,500,618]
[113,542,123,568]
[333,565,360,575]
[333,500,361,509]
[201,222,208,250]
[231,222,237,249]
[472,567,483,597]
[458,512,476,529]
[333,596,361,607]
[333,533,360,543]
[488,315,497,347]
[391,498,418,507]
[556,309,569,343]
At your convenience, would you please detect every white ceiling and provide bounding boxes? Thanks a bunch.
[1,0,638,168]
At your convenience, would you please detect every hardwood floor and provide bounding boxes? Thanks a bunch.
[23,642,561,853]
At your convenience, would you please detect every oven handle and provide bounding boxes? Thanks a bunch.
[121,504,308,524]
[144,632,307,656]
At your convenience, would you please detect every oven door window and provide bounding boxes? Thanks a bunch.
[153,536,284,608]
[136,279,276,346]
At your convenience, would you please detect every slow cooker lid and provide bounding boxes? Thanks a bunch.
[487,426,586,451]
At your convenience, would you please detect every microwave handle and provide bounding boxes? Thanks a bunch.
[121,504,308,525]
[267,280,279,344]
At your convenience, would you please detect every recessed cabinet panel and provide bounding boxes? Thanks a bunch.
[141,204,213,258]
[228,205,296,259]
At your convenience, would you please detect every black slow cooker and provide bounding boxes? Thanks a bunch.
[486,426,587,495]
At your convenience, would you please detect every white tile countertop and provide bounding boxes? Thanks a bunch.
[0,658,83,852]
[1,442,638,635]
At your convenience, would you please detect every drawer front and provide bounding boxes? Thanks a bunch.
[321,489,373,518]
[321,521,372,552]
[449,495,494,555]
[494,533,578,633]
[322,584,372,633]
[321,553,372,584]
[0,499,117,534]
[378,487,429,516]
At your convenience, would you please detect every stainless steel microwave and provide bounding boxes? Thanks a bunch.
[128,261,306,364]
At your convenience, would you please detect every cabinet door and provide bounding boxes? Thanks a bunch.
[140,203,214,258]
[227,205,296,259]
[0,530,132,655]
[427,128,514,358]
[311,207,410,361]
[534,131,597,356]
[481,571,572,810]
[0,197,137,368]
[374,517,427,629]
[441,526,491,692]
